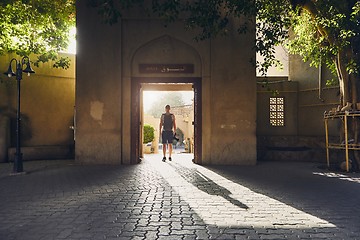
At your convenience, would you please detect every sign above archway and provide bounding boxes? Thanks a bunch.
[139,64,194,74]
[131,35,201,77]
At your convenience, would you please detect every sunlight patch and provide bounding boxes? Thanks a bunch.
[313,172,360,184]
[151,156,335,228]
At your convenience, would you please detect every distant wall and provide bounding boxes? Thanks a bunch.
[143,108,194,152]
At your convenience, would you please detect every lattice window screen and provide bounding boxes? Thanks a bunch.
[269,97,285,127]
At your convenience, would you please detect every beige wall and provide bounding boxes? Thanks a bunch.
[257,79,298,136]
[76,2,257,165]
[208,21,256,165]
[76,0,123,164]
[0,53,75,161]
[289,54,339,136]
[256,53,339,162]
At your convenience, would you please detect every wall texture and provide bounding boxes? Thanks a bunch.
[76,1,122,164]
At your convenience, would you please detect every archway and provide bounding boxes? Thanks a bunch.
[130,35,202,164]
[131,77,202,164]
[141,86,193,155]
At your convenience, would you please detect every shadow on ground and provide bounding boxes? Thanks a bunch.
[0,156,359,239]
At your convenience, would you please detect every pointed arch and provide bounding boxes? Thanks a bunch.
[131,35,202,77]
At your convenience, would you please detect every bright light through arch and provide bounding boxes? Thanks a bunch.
[62,27,76,54]
[143,91,194,113]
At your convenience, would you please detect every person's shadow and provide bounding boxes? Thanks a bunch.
[170,162,249,209]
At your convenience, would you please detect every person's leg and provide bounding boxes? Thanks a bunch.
[163,143,166,157]
[162,132,166,161]
[168,143,172,159]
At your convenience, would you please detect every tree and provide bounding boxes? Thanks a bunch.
[5,0,357,103]
[0,0,76,68]
[143,124,155,144]
[288,1,360,107]
[287,1,360,169]
[147,92,185,118]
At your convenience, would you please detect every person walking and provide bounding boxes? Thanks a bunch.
[159,105,176,162]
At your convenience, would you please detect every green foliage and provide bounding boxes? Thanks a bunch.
[0,0,75,68]
[88,0,291,76]
[255,0,292,75]
[89,0,360,83]
[326,78,339,87]
[143,124,155,144]
[2,0,345,86]
[287,1,360,81]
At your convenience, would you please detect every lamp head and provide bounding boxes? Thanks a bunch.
[3,64,16,77]
[23,61,35,74]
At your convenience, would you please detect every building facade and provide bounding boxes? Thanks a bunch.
[0,3,340,166]
[75,1,257,165]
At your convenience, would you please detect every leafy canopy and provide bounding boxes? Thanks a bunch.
[89,0,360,82]
[0,0,75,68]
[288,1,360,84]
[88,0,292,75]
[4,0,358,83]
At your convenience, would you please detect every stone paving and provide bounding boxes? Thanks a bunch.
[0,154,360,239]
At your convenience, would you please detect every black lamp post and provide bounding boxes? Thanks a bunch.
[3,56,35,173]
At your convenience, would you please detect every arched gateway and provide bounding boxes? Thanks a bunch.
[130,35,203,164]
[75,1,257,165]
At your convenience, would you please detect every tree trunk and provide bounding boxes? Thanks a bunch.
[334,49,360,170]
[351,73,360,170]
[335,51,351,106]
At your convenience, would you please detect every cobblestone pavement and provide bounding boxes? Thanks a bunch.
[0,154,360,239]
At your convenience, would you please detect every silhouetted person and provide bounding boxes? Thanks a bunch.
[159,105,176,162]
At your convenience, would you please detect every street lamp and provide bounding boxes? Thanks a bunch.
[3,56,35,173]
